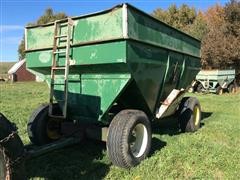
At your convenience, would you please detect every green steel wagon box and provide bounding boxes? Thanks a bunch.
[190,69,236,94]
[0,3,202,178]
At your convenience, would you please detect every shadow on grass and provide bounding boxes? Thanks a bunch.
[200,111,213,128]
[25,112,213,179]
[152,111,213,135]
[149,137,167,156]
[152,115,180,136]
[149,111,213,156]
[26,139,110,180]
[201,111,212,120]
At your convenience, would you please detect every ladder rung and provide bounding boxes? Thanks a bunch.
[55,35,67,38]
[51,83,65,85]
[60,37,73,40]
[59,39,67,42]
[59,20,74,27]
[49,18,73,119]
[59,22,68,26]
[52,67,66,70]
[54,51,66,54]
[55,99,65,102]
[59,38,73,43]
[49,114,66,119]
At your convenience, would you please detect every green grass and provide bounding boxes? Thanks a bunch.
[0,62,15,79]
[0,82,240,179]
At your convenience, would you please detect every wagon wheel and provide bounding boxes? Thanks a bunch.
[0,113,26,180]
[178,97,201,132]
[27,104,62,145]
[216,86,223,95]
[107,110,151,168]
[228,84,236,93]
[196,83,203,93]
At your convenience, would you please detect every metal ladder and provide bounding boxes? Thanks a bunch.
[49,17,74,119]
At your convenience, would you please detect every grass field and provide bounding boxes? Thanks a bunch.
[0,62,15,79]
[0,82,239,179]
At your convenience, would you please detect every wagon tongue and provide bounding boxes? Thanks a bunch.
[0,113,26,179]
[26,137,81,159]
[0,113,83,179]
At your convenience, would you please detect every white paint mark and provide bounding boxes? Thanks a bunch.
[90,52,96,59]
[116,58,123,62]
[39,52,51,63]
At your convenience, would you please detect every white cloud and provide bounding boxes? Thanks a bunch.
[0,25,23,32]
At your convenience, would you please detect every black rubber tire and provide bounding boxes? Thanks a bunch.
[107,110,151,169]
[27,104,62,145]
[228,84,236,93]
[196,83,203,93]
[178,97,201,132]
[0,113,26,180]
[216,86,223,95]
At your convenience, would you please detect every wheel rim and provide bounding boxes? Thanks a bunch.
[193,106,200,126]
[218,88,223,95]
[0,149,5,180]
[219,89,223,95]
[230,85,235,93]
[188,87,193,93]
[46,118,61,140]
[129,123,148,158]
[0,149,9,180]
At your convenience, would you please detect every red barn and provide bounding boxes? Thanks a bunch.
[8,59,35,82]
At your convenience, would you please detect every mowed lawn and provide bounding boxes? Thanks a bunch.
[0,62,15,79]
[0,82,239,179]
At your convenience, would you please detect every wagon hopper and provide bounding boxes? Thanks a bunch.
[0,4,202,178]
[191,69,236,94]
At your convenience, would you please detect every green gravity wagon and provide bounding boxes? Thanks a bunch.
[190,69,237,94]
[0,3,202,178]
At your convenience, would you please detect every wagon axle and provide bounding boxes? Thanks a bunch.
[0,93,202,179]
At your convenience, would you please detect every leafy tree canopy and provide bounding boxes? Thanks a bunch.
[18,8,67,60]
[201,0,240,73]
[152,4,207,40]
[152,1,240,81]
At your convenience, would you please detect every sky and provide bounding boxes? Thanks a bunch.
[0,0,228,62]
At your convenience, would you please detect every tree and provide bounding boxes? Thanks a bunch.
[203,4,225,31]
[18,8,67,60]
[224,0,240,37]
[18,37,25,60]
[152,4,208,40]
[223,0,240,82]
[152,4,197,30]
[36,8,67,25]
[201,4,225,69]
[187,11,208,40]
[152,2,240,82]
[201,0,240,76]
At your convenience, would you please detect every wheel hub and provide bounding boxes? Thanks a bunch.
[46,118,61,140]
[0,148,10,180]
[129,123,148,158]
[193,106,200,126]
[0,149,5,180]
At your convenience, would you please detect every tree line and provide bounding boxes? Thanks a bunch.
[18,0,240,80]
[152,0,240,81]
[18,8,67,60]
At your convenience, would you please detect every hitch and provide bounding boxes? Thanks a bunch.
[0,113,82,180]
